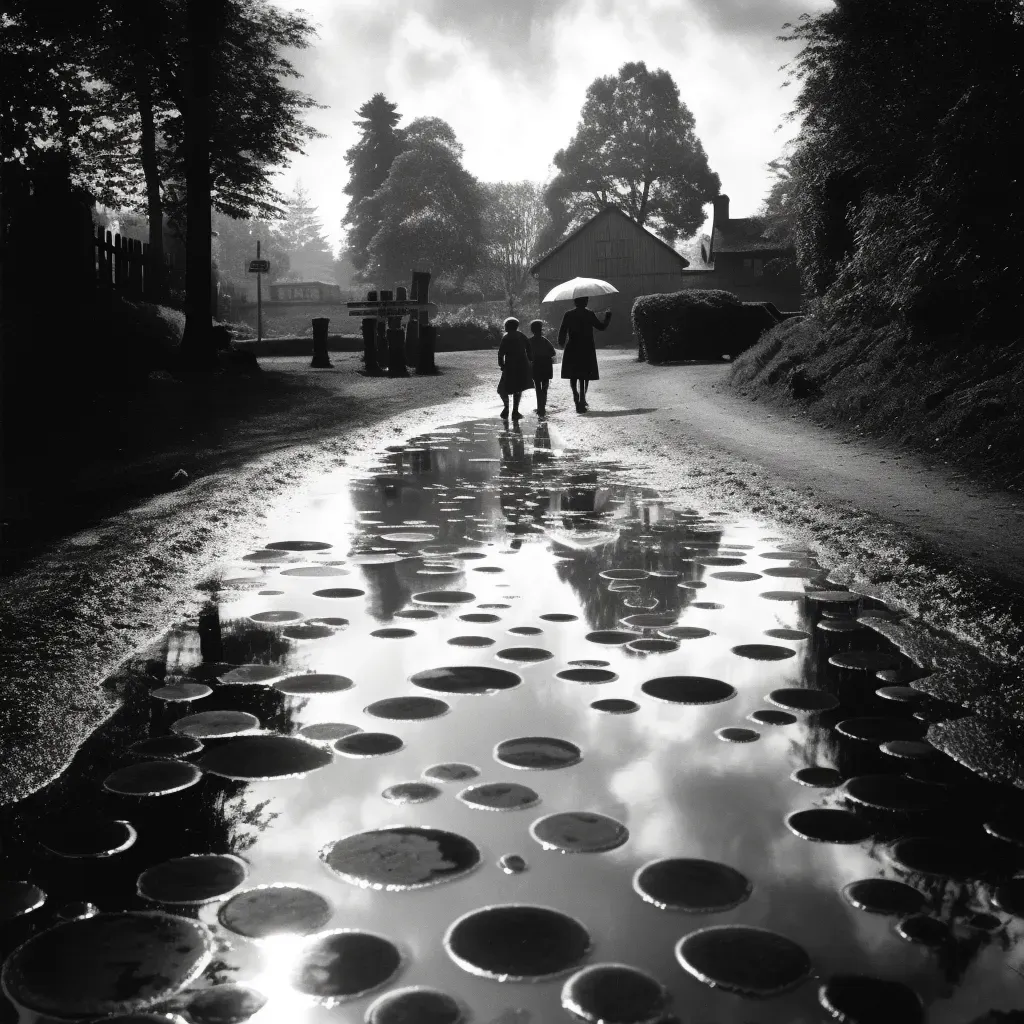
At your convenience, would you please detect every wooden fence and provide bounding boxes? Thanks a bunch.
[93,224,186,307]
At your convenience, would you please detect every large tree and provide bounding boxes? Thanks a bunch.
[275,182,334,281]
[544,61,720,244]
[478,181,550,315]
[364,126,484,289]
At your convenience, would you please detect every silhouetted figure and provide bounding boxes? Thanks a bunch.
[558,296,611,412]
[496,317,534,420]
[527,319,557,416]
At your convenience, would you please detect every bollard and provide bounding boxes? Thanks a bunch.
[310,317,332,368]
[376,290,392,368]
[361,291,383,375]
[417,323,437,375]
[388,286,408,376]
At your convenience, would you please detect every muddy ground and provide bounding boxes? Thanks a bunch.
[3,349,1023,805]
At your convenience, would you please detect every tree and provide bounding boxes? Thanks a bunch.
[275,182,335,282]
[342,94,405,278]
[364,125,484,289]
[211,210,290,288]
[478,181,550,315]
[544,61,720,244]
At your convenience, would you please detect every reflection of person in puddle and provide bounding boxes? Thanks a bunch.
[499,421,528,471]
[533,421,552,462]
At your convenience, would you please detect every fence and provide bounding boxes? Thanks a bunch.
[92,224,186,308]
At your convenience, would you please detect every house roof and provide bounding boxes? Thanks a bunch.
[711,217,789,256]
[530,205,689,274]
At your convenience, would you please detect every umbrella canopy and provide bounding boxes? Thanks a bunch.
[542,277,619,303]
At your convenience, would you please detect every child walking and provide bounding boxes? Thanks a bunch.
[496,317,534,419]
[527,319,556,416]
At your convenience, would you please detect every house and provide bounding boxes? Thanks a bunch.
[678,195,802,310]
[530,205,690,345]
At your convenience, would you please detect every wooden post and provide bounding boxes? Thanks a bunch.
[361,290,383,375]
[311,316,332,368]
[256,239,262,345]
[413,270,437,374]
[376,289,391,368]
[387,285,408,376]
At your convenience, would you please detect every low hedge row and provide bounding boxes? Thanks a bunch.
[631,289,779,363]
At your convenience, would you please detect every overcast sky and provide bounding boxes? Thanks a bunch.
[272,0,833,254]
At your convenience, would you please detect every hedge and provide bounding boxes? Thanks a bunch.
[631,289,779,363]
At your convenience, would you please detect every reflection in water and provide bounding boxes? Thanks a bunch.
[2,418,1024,1023]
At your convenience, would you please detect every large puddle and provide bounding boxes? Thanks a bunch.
[2,418,1023,1022]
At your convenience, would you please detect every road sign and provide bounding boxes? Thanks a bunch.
[248,259,270,273]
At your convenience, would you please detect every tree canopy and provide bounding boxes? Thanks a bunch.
[478,181,550,314]
[544,61,720,244]
[275,182,335,281]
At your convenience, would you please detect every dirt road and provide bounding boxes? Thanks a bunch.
[3,349,1022,803]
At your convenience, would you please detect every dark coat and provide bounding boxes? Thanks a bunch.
[528,333,557,381]
[497,330,534,395]
[558,306,610,380]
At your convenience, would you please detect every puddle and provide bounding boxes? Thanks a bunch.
[3,416,1023,1022]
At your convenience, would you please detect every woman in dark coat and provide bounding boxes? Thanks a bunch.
[496,317,534,419]
[558,296,611,412]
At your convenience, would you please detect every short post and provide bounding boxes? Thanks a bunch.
[376,290,391,368]
[405,272,421,368]
[256,241,262,345]
[387,286,409,376]
[361,290,383,375]
[413,270,436,375]
[311,317,332,368]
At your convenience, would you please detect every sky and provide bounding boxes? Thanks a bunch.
[271,0,834,255]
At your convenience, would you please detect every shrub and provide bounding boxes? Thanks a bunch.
[632,290,777,363]
[433,314,502,350]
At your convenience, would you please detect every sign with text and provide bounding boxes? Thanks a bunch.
[248,259,270,273]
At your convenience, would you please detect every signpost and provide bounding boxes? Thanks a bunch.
[347,289,437,378]
[247,243,270,344]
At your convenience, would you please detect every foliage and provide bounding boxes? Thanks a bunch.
[212,209,291,285]
[543,61,720,245]
[756,149,798,250]
[274,182,335,282]
[433,314,502,350]
[476,181,550,315]
[781,0,1023,335]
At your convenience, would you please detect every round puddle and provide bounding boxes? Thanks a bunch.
[633,858,752,913]
[499,854,528,874]
[715,727,760,743]
[309,617,349,629]
[267,540,332,551]
[585,630,638,645]
[290,929,402,1001]
[495,646,553,664]
[984,816,1024,847]
[137,854,248,905]
[791,766,843,787]
[0,881,45,920]
[599,569,648,581]
[283,624,335,640]
[530,812,628,853]
[829,650,904,673]
[842,775,948,814]
[763,566,822,579]
[760,590,804,602]
[281,566,350,577]
[541,613,578,622]
[876,686,926,704]
[459,613,500,624]
[818,975,924,1024]
[38,818,137,859]
[816,619,865,635]
[458,782,540,811]
[448,635,495,647]
[217,665,285,686]
[674,925,811,997]
[767,689,839,713]
[321,827,480,890]
[274,673,353,695]
[199,736,333,780]
[895,914,948,946]
[130,734,203,758]
[561,964,670,1024]
[218,884,333,938]
[149,682,211,702]
[748,709,797,726]
[411,666,521,695]
[677,580,707,590]
[627,638,679,654]
[366,987,465,1024]
[890,837,992,879]
[396,608,439,620]
[495,736,582,770]
[371,627,417,639]
[382,531,435,543]
[591,698,639,714]
[187,984,267,1024]
[444,904,591,981]
[732,643,795,661]
[313,588,366,599]
[657,626,713,640]
[835,718,926,743]
[383,782,442,805]
[249,610,304,624]
[299,723,360,742]
[423,763,480,783]
[0,911,212,1017]
[841,879,926,916]
[765,628,810,641]
[412,591,476,605]
[711,571,762,582]
[334,732,404,758]
[365,696,450,720]
[171,710,260,739]
[103,760,202,797]
[557,668,618,684]
[641,676,735,705]
[692,602,724,610]
[786,809,873,843]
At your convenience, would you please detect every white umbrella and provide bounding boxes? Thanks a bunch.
[542,277,619,303]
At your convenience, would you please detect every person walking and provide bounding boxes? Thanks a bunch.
[496,317,534,419]
[558,296,611,412]
[527,319,556,417]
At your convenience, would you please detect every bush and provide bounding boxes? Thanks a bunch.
[632,289,777,363]
[433,314,502,350]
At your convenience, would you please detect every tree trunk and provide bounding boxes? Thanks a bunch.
[134,51,166,305]
[179,0,220,369]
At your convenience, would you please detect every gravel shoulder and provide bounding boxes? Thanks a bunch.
[4,349,1023,805]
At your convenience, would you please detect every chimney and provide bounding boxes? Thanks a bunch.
[712,194,730,225]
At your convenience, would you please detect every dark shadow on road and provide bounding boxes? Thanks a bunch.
[579,408,658,418]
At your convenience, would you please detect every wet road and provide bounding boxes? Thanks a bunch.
[2,418,1023,1023]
